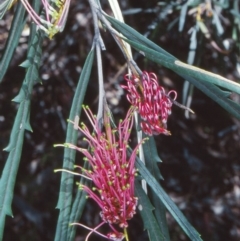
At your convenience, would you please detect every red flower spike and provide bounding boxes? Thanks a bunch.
[122,71,177,136]
[68,106,143,240]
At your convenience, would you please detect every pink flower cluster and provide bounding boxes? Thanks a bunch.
[122,71,177,136]
[68,106,142,240]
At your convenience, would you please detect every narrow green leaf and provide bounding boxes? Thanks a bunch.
[178,2,188,32]
[0,2,26,83]
[135,181,164,241]
[105,15,176,60]
[212,11,224,36]
[143,136,170,240]
[54,48,95,241]
[67,161,90,241]
[180,74,240,120]
[230,9,240,19]
[121,39,240,119]
[143,136,163,180]
[123,38,240,96]
[136,158,203,241]
[0,0,15,19]
[68,189,87,241]
[104,17,240,97]
[151,192,170,241]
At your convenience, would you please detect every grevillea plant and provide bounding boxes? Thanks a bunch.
[56,106,144,240]
[0,0,240,241]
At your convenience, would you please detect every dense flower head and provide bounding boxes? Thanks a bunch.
[67,106,142,239]
[20,0,70,38]
[122,71,177,136]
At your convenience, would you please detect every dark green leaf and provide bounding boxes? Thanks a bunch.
[0,2,26,83]
[124,38,240,95]
[67,161,90,241]
[122,38,240,119]
[135,181,164,241]
[143,136,163,179]
[143,136,170,240]
[54,48,95,241]
[105,15,176,60]
[136,158,203,241]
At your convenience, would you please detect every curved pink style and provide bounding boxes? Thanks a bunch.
[122,71,177,136]
[67,106,142,239]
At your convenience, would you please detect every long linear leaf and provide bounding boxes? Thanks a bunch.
[67,161,90,241]
[105,17,240,95]
[107,16,240,118]
[124,38,240,95]
[135,181,164,241]
[0,0,14,19]
[179,74,240,119]
[143,136,163,180]
[143,137,170,241]
[0,1,26,83]
[0,28,43,240]
[54,48,95,241]
[135,158,203,241]
[122,39,240,119]
[105,15,176,60]
[178,2,188,32]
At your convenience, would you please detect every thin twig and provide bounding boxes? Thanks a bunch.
[88,0,106,126]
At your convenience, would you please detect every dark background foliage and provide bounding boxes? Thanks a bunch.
[0,0,239,240]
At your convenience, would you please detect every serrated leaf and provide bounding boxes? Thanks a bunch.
[135,181,164,241]
[26,64,40,84]
[3,103,27,152]
[12,84,30,103]
[19,60,31,68]
[54,48,95,241]
[143,136,163,180]
[136,157,203,241]
[25,111,33,132]
[0,24,43,240]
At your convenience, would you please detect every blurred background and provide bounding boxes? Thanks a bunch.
[0,0,239,240]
